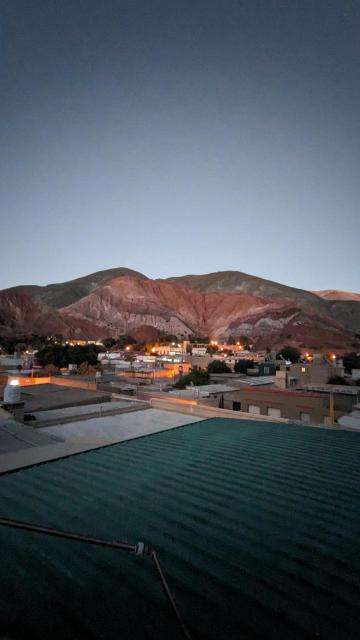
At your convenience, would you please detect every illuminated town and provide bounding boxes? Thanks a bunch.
[0,1,359,638]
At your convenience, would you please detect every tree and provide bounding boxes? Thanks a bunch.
[15,343,27,353]
[239,335,250,350]
[207,360,231,373]
[234,359,251,374]
[159,333,178,343]
[343,353,360,375]
[174,366,210,389]
[117,335,137,349]
[206,345,218,355]
[327,375,348,385]
[77,362,97,375]
[0,337,17,354]
[36,344,101,368]
[102,337,117,349]
[43,364,59,376]
[277,346,301,363]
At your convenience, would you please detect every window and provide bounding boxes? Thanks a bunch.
[301,367,306,373]
[264,366,269,374]
[267,407,281,418]
[248,404,261,415]
[232,401,241,411]
[300,412,311,423]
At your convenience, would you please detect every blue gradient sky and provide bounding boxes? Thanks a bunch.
[1,1,359,291]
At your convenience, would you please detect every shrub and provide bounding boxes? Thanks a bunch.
[174,366,210,389]
[207,360,231,373]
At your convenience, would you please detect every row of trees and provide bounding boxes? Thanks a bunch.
[174,367,210,389]
[174,358,253,388]
[343,353,360,374]
[101,335,137,350]
[36,344,102,368]
[0,334,63,354]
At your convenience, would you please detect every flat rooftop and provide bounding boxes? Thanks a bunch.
[168,384,237,398]
[30,398,148,427]
[10,383,112,412]
[0,408,202,473]
[0,418,359,639]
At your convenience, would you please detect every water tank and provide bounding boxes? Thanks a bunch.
[4,381,21,404]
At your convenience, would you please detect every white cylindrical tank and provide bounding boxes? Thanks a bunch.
[4,381,21,404]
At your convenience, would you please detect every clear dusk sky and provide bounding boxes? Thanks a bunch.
[1,1,359,292]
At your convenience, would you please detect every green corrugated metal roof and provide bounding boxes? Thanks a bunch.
[0,418,359,639]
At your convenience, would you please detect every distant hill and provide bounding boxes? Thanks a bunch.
[166,271,330,314]
[6,267,147,309]
[166,271,360,333]
[167,270,324,303]
[313,289,360,302]
[1,268,359,349]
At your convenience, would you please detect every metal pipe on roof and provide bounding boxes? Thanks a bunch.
[0,516,193,640]
[151,549,193,640]
[0,516,137,552]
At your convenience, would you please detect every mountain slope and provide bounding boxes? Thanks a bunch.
[166,271,359,333]
[60,276,207,337]
[313,289,360,302]
[59,275,356,349]
[0,291,106,340]
[6,267,147,309]
[167,271,327,308]
[1,269,359,349]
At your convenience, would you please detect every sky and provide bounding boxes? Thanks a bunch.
[1,0,359,292]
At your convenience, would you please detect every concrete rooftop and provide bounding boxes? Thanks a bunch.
[0,408,202,474]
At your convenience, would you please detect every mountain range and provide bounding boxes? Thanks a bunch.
[1,269,359,350]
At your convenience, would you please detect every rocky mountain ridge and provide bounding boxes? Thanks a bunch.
[1,269,359,350]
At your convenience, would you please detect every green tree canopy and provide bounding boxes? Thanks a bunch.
[234,359,252,374]
[277,346,301,363]
[207,360,231,373]
[117,335,137,349]
[174,366,210,389]
[327,375,348,385]
[36,344,101,368]
[239,335,250,349]
[342,353,360,374]
[206,345,218,355]
[102,337,117,349]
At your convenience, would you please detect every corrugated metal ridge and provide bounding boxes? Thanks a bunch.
[0,418,359,640]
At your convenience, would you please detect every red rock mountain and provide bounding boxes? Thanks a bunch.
[313,290,360,302]
[1,269,359,350]
[0,291,104,340]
